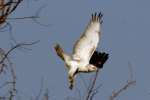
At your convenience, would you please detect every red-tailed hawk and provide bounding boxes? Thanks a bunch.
[54,12,104,89]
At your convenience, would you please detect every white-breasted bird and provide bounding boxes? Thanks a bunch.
[54,12,103,89]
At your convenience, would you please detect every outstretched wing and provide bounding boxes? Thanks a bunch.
[72,13,103,62]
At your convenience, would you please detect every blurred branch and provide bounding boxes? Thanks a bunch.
[85,69,101,100]
[0,0,23,26]
[109,63,136,100]
[31,4,51,27]
[0,40,40,65]
[0,40,39,100]
[85,51,109,100]
[0,81,15,89]
[34,77,44,100]
[42,89,49,100]
[0,0,42,47]
[109,80,136,100]
[65,97,80,100]
[79,75,88,90]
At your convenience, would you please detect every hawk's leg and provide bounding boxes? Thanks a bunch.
[68,68,78,89]
[68,75,74,89]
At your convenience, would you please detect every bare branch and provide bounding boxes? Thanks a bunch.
[79,75,88,90]
[85,69,100,100]
[0,40,40,65]
[109,63,136,100]
[0,0,23,26]
[109,80,136,100]
[35,77,44,100]
[85,51,109,100]
[42,89,49,100]
[32,4,51,27]
[0,40,39,100]
[0,81,15,89]
[65,97,80,100]
[0,0,40,47]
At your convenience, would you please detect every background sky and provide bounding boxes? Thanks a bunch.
[0,0,150,100]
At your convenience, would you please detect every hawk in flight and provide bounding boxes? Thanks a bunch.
[54,12,108,89]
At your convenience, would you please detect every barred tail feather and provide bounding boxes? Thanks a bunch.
[54,44,65,61]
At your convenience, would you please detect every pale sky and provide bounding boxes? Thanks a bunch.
[0,0,150,100]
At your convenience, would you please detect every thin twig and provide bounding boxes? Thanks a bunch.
[7,16,39,20]
[109,80,136,100]
[35,77,44,100]
[42,89,49,100]
[85,69,100,100]
[109,63,136,100]
[0,40,39,100]
[0,40,40,64]
[0,81,15,89]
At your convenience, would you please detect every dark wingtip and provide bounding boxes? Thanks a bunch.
[94,12,97,18]
[90,51,109,69]
[91,13,94,20]
[98,12,103,18]
[91,12,103,23]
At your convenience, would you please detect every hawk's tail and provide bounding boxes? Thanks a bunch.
[54,44,65,61]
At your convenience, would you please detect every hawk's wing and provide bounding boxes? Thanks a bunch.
[72,13,103,62]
